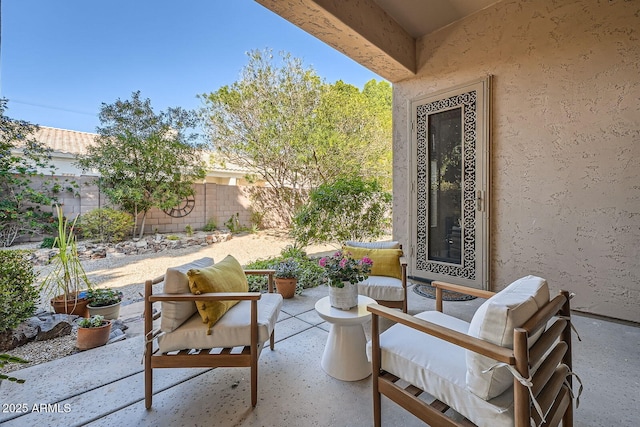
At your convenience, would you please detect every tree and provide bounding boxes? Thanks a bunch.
[306,79,392,190]
[200,49,322,223]
[199,49,393,225]
[291,177,392,246]
[76,91,207,239]
[0,99,61,246]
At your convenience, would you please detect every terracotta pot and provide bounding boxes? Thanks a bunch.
[51,294,90,317]
[88,302,121,320]
[275,278,297,299]
[76,321,112,350]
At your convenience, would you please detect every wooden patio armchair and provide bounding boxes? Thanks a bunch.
[144,256,282,409]
[367,276,577,427]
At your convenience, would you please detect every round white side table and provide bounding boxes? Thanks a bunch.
[314,295,375,381]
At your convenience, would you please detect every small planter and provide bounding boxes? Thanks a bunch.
[328,282,358,310]
[88,301,121,320]
[275,278,297,299]
[77,320,112,350]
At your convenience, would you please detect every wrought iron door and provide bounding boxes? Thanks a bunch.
[410,78,490,290]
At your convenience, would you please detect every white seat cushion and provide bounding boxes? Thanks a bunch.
[161,257,214,332]
[367,311,514,427]
[158,293,283,353]
[357,275,404,301]
[466,275,550,400]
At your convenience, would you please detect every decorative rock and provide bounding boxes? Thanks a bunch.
[135,240,148,248]
[0,313,74,351]
[29,231,233,266]
[32,314,74,341]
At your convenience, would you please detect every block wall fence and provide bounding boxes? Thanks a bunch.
[49,176,272,236]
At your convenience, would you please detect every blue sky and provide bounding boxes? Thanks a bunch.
[1,0,382,133]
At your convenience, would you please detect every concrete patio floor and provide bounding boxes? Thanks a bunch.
[1,284,638,426]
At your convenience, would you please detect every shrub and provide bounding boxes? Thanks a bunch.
[244,246,324,293]
[292,177,392,246]
[40,236,55,248]
[0,250,39,332]
[80,208,133,243]
[202,217,217,232]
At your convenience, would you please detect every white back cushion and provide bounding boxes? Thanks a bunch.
[160,257,214,332]
[466,275,549,400]
[345,240,400,249]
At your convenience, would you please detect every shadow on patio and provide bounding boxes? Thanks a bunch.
[1,284,638,426]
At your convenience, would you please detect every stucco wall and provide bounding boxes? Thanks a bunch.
[393,0,640,322]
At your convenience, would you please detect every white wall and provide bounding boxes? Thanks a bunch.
[393,0,640,322]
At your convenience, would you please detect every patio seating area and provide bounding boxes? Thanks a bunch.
[1,283,638,426]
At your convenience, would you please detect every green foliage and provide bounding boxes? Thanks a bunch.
[224,212,242,233]
[78,315,106,328]
[0,354,29,383]
[245,245,324,294]
[75,91,207,239]
[292,177,392,246]
[40,236,55,248]
[0,99,69,247]
[184,224,193,237]
[80,208,133,243]
[0,250,39,332]
[200,50,392,225]
[166,235,180,241]
[40,205,92,300]
[86,288,123,307]
[202,217,217,232]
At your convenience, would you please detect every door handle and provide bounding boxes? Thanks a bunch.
[476,190,483,211]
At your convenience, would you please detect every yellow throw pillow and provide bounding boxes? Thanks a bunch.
[187,255,248,334]
[343,246,403,280]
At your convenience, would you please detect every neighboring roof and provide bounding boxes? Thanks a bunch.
[34,126,96,156]
[31,126,255,178]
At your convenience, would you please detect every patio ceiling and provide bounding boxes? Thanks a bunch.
[254,0,499,82]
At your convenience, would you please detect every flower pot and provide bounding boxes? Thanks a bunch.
[88,301,121,320]
[328,281,358,310]
[51,293,90,317]
[275,278,297,299]
[76,321,112,350]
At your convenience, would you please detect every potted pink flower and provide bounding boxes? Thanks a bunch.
[318,251,373,309]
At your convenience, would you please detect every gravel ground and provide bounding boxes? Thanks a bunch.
[1,230,336,374]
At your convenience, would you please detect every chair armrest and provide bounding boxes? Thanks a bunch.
[367,303,514,365]
[149,292,262,303]
[244,269,275,293]
[244,269,275,276]
[431,280,495,299]
[430,280,495,312]
[399,256,408,266]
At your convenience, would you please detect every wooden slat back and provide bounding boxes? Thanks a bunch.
[529,319,567,366]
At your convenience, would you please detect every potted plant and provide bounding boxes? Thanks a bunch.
[273,258,300,299]
[40,205,93,317]
[87,288,123,319]
[76,315,112,350]
[318,250,373,309]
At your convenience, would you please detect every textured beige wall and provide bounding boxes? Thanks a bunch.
[394,0,640,322]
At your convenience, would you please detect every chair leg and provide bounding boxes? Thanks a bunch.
[145,362,152,409]
[371,313,382,427]
[270,330,275,350]
[251,356,258,407]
